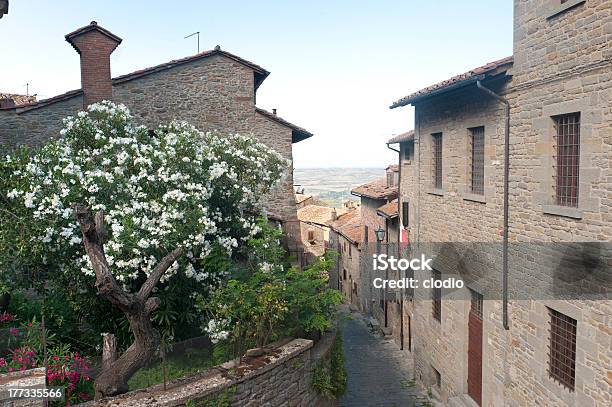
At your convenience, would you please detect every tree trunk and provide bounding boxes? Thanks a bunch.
[101,333,117,373]
[74,205,182,399]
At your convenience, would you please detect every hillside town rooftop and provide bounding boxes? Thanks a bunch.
[329,210,364,244]
[351,179,398,200]
[0,93,36,108]
[298,204,346,227]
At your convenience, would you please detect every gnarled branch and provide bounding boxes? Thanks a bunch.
[137,247,183,301]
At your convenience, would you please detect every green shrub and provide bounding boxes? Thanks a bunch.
[312,332,347,399]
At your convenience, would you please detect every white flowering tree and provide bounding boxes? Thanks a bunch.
[0,101,287,398]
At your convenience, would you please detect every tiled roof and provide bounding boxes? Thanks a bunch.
[329,210,364,244]
[390,56,513,108]
[10,47,270,113]
[255,108,313,143]
[295,193,312,204]
[0,93,37,107]
[387,130,414,144]
[377,199,398,219]
[351,178,398,200]
[297,205,346,227]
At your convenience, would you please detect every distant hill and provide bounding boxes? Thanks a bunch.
[294,168,383,208]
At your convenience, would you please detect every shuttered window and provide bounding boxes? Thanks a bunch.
[548,308,577,391]
[470,126,485,195]
[553,113,580,207]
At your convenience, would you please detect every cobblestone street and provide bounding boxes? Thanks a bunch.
[339,309,425,407]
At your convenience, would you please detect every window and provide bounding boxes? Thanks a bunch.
[553,113,580,207]
[432,133,443,189]
[387,172,394,187]
[307,229,315,242]
[343,269,347,280]
[432,270,441,322]
[403,143,411,161]
[469,126,485,195]
[348,244,352,257]
[548,308,577,391]
[401,201,409,228]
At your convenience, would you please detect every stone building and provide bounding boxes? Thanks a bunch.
[328,210,366,308]
[297,204,345,256]
[389,0,611,406]
[0,21,312,244]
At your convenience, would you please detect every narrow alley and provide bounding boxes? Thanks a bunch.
[339,309,426,407]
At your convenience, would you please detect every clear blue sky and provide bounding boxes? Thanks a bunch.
[0,1,513,168]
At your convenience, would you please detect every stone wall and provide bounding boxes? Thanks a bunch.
[84,337,336,407]
[0,367,46,407]
[329,230,363,311]
[399,0,612,404]
[0,94,82,148]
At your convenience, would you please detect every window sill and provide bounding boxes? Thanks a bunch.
[462,192,486,204]
[546,0,585,19]
[426,188,444,197]
[542,205,583,219]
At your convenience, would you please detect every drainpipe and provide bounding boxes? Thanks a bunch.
[386,142,404,350]
[476,80,510,330]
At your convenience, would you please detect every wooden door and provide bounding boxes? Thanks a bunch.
[467,290,483,406]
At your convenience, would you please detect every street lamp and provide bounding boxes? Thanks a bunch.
[374,226,386,319]
[375,226,386,242]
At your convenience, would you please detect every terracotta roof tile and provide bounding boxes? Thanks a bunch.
[387,130,414,144]
[0,93,37,107]
[297,205,346,226]
[329,210,364,244]
[377,199,398,219]
[390,56,513,108]
[351,178,398,200]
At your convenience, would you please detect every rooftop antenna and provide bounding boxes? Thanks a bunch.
[24,82,30,96]
[184,31,200,53]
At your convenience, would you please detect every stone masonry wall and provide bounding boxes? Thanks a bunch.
[0,95,83,149]
[410,84,507,404]
[85,337,336,407]
[403,1,612,404]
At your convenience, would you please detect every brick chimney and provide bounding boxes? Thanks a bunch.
[65,21,122,109]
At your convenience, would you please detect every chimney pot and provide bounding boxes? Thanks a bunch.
[65,22,122,109]
[272,108,277,115]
